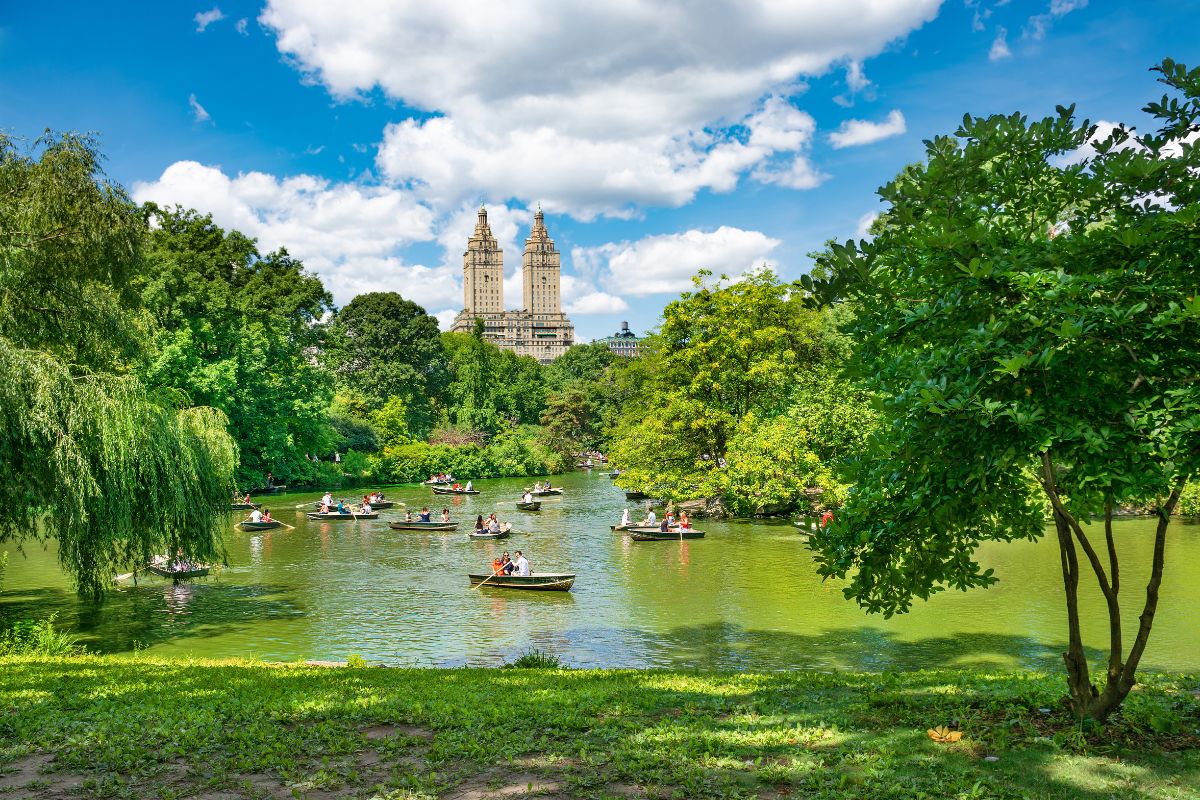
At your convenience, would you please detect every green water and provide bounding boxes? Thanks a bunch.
[2,471,1198,671]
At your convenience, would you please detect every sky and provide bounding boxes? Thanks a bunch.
[1,1,1197,341]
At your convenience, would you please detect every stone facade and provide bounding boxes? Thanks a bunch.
[449,206,575,364]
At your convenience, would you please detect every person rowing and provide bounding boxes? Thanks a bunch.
[336,500,347,514]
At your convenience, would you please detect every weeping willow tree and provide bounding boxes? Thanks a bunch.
[0,131,237,599]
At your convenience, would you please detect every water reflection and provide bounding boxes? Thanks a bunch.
[1,471,1197,671]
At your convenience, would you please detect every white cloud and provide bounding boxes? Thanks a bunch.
[435,309,459,330]
[575,227,782,298]
[560,274,629,315]
[260,0,943,214]
[1024,0,1087,42]
[989,26,1012,60]
[194,7,226,32]
[829,110,906,148]
[235,17,249,35]
[856,211,880,238]
[188,94,212,123]
[132,161,446,307]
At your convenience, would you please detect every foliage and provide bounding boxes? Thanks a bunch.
[139,206,335,489]
[369,396,412,448]
[807,59,1200,721]
[503,648,565,669]
[1,656,1196,799]
[326,292,447,438]
[0,615,82,656]
[369,426,554,484]
[543,341,617,392]
[0,133,237,598]
[1178,482,1200,517]
[609,270,867,514]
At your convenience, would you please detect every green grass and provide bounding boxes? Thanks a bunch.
[0,656,1196,799]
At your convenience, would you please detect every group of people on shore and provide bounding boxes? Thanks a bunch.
[489,550,530,577]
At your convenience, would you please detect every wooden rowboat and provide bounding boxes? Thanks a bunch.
[515,501,542,511]
[468,572,575,591]
[624,491,648,500]
[611,523,680,532]
[432,486,480,495]
[370,500,397,509]
[606,472,620,479]
[627,527,704,541]
[523,487,563,496]
[146,559,211,580]
[468,523,512,539]
[229,502,261,510]
[305,511,379,520]
[255,485,287,494]
[423,478,454,485]
[238,520,282,531]
[389,521,458,531]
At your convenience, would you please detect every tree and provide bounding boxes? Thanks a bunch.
[807,60,1200,721]
[139,207,335,488]
[544,341,616,392]
[326,292,447,438]
[0,133,236,598]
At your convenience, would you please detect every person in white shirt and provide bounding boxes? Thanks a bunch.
[488,516,501,533]
[249,509,263,523]
[644,507,657,526]
[512,551,530,577]
[523,490,534,504]
[620,508,630,527]
[465,480,473,491]
[321,492,333,507]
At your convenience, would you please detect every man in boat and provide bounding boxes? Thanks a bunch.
[440,508,451,522]
[322,491,333,507]
[242,493,252,504]
[361,500,372,514]
[620,508,631,528]
[249,507,264,523]
[523,489,534,504]
[266,472,274,488]
[465,480,473,491]
[512,550,530,577]
[419,507,432,522]
[487,514,501,533]
[644,506,657,527]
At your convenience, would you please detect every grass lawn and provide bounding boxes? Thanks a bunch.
[0,655,1196,799]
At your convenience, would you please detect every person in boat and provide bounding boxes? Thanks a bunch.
[644,506,657,527]
[465,480,473,491]
[242,493,252,504]
[491,554,509,575]
[362,495,371,507]
[512,550,530,577]
[320,502,331,513]
[419,507,431,522]
[664,511,676,529]
[544,479,552,491]
[523,490,534,504]
[501,551,515,574]
[266,472,274,488]
[249,507,264,523]
[321,491,333,507]
[660,516,669,532]
[440,507,451,523]
[620,508,631,528]
[474,514,485,532]
[361,500,372,514]
[453,482,462,490]
[678,511,690,530]
[405,509,414,522]
[336,500,347,514]
[532,481,542,493]
[487,514,501,534]
[262,509,272,522]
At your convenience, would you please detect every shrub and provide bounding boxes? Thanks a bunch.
[503,648,564,669]
[1178,482,1200,517]
[0,615,83,656]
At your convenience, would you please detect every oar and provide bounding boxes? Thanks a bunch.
[272,519,296,530]
[473,556,512,590]
[115,564,147,582]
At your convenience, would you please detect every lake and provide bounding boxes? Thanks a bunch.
[2,471,1198,671]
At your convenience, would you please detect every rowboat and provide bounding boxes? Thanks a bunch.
[389,521,459,531]
[523,487,563,496]
[255,485,287,494]
[238,520,282,531]
[627,527,705,541]
[468,523,512,539]
[468,572,575,591]
[611,523,680,532]
[370,500,397,509]
[305,511,379,520]
[229,502,261,510]
[624,491,648,500]
[576,462,593,469]
[432,486,480,495]
[423,478,454,485]
[146,558,211,580]
[515,501,542,511]
[606,472,620,479]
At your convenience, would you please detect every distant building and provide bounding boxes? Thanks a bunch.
[598,321,642,357]
[448,205,575,364]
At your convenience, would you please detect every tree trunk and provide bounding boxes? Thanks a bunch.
[1053,510,1097,716]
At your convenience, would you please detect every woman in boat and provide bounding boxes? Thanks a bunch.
[263,509,272,522]
[620,507,631,528]
[465,480,473,491]
[523,489,534,504]
[474,514,485,533]
[440,508,451,523]
[405,509,414,522]
[361,500,372,514]
[664,511,676,529]
[487,514,500,534]
[322,491,333,507]
[452,482,462,490]
[419,507,431,522]
[678,511,690,530]
[501,552,515,574]
[336,500,347,514]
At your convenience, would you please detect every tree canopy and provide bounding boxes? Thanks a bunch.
[807,59,1200,720]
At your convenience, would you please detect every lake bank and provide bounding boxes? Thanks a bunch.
[1,655,1196,799]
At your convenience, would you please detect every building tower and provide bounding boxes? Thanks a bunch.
[462,205,503,314]
[522,205,560,315]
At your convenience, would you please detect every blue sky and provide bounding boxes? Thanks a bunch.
[2,1,1196,341]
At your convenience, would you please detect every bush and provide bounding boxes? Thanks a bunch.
[503,648,564,669]
[1178,482,1200,517]
[0,615,83,656]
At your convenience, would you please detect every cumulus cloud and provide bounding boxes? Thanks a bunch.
[194,7,226,32]
[856,211,880,238]
[989,27,1012,60]
[1024,0,1087,42]
[574,227,782,298]
[132,161,447,307]
[560,274,629,315]
[259,0,942,214]
[235,18,249,35]
[829,110,906,148]
[188,94,212,123]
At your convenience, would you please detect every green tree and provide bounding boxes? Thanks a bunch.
[442,322,501,433]
[807,60,1200,721]
[327,292,447,438]
[139,207,335,488]
[0,133,235,598]
[544,341,617,392]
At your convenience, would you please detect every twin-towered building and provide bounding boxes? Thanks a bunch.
[449,205,575,363]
